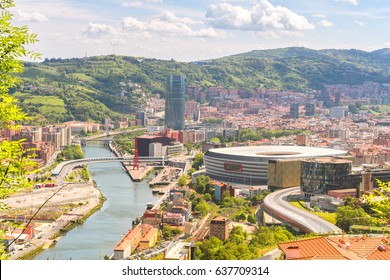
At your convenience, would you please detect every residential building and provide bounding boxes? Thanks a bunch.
[278,235,390,260]
[328,128,350,140]
[167,192,191,222]
[296,134,310,146]
[139,226,159,250]
[113,226,142,259]
[209,216,230,241]
[142,210,163,227]
[330,106,347,118]
[162,212,185,226]
[248,186,268,199]
[213,181,235,201]
[1,236,15,252]
[113,224,159,259]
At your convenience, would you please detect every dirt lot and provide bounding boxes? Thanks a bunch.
[0,182,100,220]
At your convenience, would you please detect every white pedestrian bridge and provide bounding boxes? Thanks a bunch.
[51,156,165,177]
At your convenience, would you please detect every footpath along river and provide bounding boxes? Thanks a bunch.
[33,141,159,260]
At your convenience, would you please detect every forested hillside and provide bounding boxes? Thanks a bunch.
[12,47,390,124]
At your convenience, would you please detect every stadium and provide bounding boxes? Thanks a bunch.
[203,145,348,185]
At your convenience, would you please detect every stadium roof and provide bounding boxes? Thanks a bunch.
[206,145,347,160]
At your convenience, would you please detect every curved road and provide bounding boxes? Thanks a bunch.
[263,187,342,234]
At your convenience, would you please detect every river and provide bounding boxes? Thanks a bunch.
[33,141,159,260]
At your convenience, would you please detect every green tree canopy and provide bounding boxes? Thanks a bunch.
[336,206,371,232]
[177,174,187,187]
[0,0,39,199]
[0,0,40,259]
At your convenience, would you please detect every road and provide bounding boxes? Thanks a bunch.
[263,187,342,234]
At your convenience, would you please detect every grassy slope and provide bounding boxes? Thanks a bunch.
[289,201,337,224]
[13,47,390,123]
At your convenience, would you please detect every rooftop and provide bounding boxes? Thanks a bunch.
[114,227,142,251]
[278,235,390,260]
[207,145,347,159]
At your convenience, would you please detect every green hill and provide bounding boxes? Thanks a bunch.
[12,47,390,124]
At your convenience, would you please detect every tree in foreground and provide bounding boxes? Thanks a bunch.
[0,0,40,259]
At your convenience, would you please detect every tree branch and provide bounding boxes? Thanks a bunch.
[6,183,70,249]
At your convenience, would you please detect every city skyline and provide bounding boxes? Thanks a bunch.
[12,0,390,62]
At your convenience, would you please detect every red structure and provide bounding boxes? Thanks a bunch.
[133,136,139,170]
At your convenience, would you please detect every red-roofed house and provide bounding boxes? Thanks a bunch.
[278,235,390,260]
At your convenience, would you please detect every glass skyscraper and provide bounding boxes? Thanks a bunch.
[165,75,185,130]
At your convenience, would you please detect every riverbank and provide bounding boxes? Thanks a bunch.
[1,180,104,260]
[25,192,105,260]
[107,141,156,182]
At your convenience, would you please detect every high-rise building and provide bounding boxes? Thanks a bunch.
[165,75,185,130]
[136,111,147,126]
[290,103,299,118]
[334,91,341,105]
[330,106,347,118]
[304,103,315,116]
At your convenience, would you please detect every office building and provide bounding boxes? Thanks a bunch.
[300,157,360,198]
[165,75,185,130]
[304,103,315,116]
[135,111,147,126]
[290,103,299,118]
[268,159,302,190]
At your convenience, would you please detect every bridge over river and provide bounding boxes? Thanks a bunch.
[51,156,166,179]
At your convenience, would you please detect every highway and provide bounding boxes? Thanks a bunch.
[263,187,342,234]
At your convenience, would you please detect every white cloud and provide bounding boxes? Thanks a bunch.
[158,10,201,25]
[334,0,358,5]
[313,14,327,19]
[16,10,48,22]
[121,0,162,7]
[206,0,314,33]
[206,3,252,30]
[318,19,333,27]
[122,2,142,7]
[354,20,364,26]
[84,23,119,38]
[122,11,220,38]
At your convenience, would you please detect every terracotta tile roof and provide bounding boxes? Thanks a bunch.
[114,227,142,251]
[327,236,388,259]
[140,227,158,242]
[278,235,390,260]
[311,255,349,260]
[366,244,390,260]
[278,237,344,260]
[212,216,228,222]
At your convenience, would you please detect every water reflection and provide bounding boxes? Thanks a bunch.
[33,141,159,260]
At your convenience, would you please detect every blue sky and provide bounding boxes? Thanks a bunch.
[12,0,390,61]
